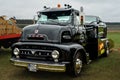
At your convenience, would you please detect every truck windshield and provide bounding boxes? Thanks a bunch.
[85,16,97,23]
[37,10,71,25]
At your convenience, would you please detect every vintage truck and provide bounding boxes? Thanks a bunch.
[10,4,112,77]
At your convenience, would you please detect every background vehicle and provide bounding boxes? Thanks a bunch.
[84,15,109,59]
[0,16,21,48]
[10,4,112,77]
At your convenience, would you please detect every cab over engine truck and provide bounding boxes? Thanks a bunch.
[10,5,111,77]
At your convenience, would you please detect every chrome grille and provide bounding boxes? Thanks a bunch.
[19,49,53,61]
[19,45,59,61]
[20,49,52,57]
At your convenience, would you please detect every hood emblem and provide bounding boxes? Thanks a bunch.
[35,29,39,34]
[31,50,36,55]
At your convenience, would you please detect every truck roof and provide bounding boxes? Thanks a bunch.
[38,8,79,13]
[85,15,99,18]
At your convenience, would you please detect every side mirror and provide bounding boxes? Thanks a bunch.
[37,12,41,18]
[38,14,41,18]
[33,15,38,24]
[99,20,102,23]
[97,20,102,24]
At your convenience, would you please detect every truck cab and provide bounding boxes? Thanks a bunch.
[21,7,86,44]
[10,5,110,77]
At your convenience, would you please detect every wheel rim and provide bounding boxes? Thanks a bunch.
[75,58,82,74]
[106,48,110,55]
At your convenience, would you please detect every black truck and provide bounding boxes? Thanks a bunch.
[10,5,111,77]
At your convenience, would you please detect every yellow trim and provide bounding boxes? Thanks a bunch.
[14,62,28,67]
[101,49,105,54]
[99,43,104,50]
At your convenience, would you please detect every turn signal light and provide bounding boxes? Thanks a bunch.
[80,16,84,25]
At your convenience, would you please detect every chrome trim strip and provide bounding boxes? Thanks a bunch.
[20,49,52,53]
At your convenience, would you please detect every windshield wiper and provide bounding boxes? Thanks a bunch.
[48,19,61,25]
[49,19,71,26]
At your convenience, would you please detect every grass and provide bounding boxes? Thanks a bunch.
[0,32,120,80]
[108,32,120,49]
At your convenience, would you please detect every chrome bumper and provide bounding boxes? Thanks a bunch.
[10,58,66,72]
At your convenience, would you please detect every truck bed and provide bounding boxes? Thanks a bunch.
[0,34,21,40]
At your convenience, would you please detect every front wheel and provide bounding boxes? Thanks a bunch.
[72,52,83,77]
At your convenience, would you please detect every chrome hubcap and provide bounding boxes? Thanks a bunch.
[75,58,82,74]
[106,48,109,55]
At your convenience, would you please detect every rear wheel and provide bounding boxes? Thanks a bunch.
[103,43,110,57]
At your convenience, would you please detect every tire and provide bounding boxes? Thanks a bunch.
[0,45,1,51]
[3,43,10,48]
[72,52,83,77]
[103,43,110,57]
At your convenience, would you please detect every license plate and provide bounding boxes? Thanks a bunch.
[28,63,37,72]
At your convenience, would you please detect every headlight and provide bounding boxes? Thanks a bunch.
[52,50,59,59]
[13,48,19,56]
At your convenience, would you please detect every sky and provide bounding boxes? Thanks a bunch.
[0,0,120,22]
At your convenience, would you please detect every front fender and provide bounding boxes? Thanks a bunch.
[68,44,88,64]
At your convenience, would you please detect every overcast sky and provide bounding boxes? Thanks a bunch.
[0,0,120,22]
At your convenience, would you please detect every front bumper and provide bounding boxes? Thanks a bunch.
[10,58,66,72]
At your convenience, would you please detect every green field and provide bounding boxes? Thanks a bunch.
[0,32,120,80]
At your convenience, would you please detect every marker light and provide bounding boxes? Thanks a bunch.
[80,16,84,25]
[99,43,104,50]
[57,4,61,8]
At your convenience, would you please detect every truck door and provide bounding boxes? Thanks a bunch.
[73,13,86,43]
